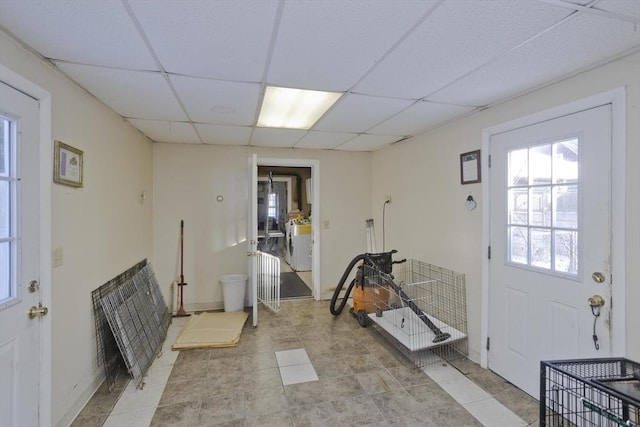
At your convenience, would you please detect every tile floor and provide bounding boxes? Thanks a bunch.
[71,299,540,426]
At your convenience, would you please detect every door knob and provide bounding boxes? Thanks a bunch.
[588,294,605,308]
[28,303,48,319]
[592,272,605,283]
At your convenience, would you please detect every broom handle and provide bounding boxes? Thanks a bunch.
[180,220,184,285]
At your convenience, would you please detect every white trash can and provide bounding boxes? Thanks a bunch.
[220,274,247,312]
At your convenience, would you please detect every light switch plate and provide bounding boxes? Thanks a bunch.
[52,247,63,267]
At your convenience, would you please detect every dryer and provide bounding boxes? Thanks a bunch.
[286,220,312,271]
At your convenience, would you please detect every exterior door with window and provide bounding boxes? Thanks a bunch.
[0,81,42,425]
[488,105,612,397]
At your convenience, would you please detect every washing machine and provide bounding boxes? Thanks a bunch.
[286,220,312,271]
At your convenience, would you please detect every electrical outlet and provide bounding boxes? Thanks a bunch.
[385,195,392,204]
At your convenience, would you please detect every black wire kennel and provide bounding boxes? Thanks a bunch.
[540,358,640,426]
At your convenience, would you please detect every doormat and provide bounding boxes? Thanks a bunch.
[281,272,312,298]
[172,311,249,350]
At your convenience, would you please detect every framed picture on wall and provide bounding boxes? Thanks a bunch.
[460,149,481,185]
[53,140,84,187]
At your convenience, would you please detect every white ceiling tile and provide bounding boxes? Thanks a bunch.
[196,124,252,146]
[336,134,400,152]
[294,131,356,150]
[128,119,200,144]
[313,94,414,133]
[267,0,440,91]
[0,0,157,70]
[128,0,279,81]
[370,102,477,136]
[170,75,261,126]
[55,63,187,120]
[596,0,640,21]
[354,0,571,99]
[428,13,640,106]
[250,128,306,148]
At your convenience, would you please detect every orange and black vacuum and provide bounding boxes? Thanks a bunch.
[330,250,451,343]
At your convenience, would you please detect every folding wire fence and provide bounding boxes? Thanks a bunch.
[90,259,147,391]
[540,358,640,427]
[98,262,170,388]
[257,251,280,313]
[366,258,468,367]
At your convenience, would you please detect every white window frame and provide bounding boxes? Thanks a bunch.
[504,138,581,280]
[0,113,18,308]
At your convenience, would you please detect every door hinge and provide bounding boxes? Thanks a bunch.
[487,245,491,260]
[486,337,490,351]
[488,154,491,168]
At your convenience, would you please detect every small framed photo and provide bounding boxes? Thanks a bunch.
[53,140,83,187]
[460,149,481,185]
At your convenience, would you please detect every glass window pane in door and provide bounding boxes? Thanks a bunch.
[554,230,578,274]
[508,148,528,186]
[508,188,528,225]
[530,144,551,184]
[0,241,9,301]
[553,139,578,184]
[0,180,8,238]
[529,186,551,227]
[0,118,7,177]
[553,185,578,229]
[530,228,551,269]
[508,226,528,265]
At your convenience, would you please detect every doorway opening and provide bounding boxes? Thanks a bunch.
[257,160,319,300]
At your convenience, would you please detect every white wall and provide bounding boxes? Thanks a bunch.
[153,144,372,310]
[0,30,154,426]
[372,53,640,363]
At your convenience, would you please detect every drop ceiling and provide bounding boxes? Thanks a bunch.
[0,0,638,151]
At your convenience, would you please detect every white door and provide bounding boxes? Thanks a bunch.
[488,105,612,397]
[247,154,258,326]
[0,81,43,426]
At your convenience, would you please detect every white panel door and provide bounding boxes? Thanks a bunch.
[0,81,42,426]
[247,154,258,326]
[488,105,612,397]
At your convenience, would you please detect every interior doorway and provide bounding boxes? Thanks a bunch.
[258,165,313,299]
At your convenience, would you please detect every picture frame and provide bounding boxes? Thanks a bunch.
[460,149,481,185]
[53,140,83,187]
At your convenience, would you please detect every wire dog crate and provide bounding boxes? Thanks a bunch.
[540,358,640,426]
[364,258,468,367]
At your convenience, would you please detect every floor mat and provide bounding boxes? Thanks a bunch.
[171,311,248,350]
[280,272,312,298]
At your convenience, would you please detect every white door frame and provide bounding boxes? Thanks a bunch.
[0,65,52,424]
[480,87,626,368]
[258,157,321,300]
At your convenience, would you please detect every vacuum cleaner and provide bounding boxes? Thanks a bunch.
[330,250,452,343]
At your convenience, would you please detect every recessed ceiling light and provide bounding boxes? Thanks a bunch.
[257,86,342,130]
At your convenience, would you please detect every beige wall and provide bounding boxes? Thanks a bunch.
[152,144,372,310]
[0,31,154,426]
[372,52,640,363]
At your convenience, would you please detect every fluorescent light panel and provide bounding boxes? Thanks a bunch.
[257,86,342,129]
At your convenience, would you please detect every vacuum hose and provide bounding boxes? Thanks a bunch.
[330,251,451,343]
[329,253,369,315]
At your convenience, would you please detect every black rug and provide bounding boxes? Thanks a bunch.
[280,272,312,299]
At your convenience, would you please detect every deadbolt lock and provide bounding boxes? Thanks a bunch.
[588,294,605,308]
[27,280,39,293]
[28,303,49,319]
[592,272,606,283]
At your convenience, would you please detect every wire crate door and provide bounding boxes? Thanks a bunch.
[488,106,613,397]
